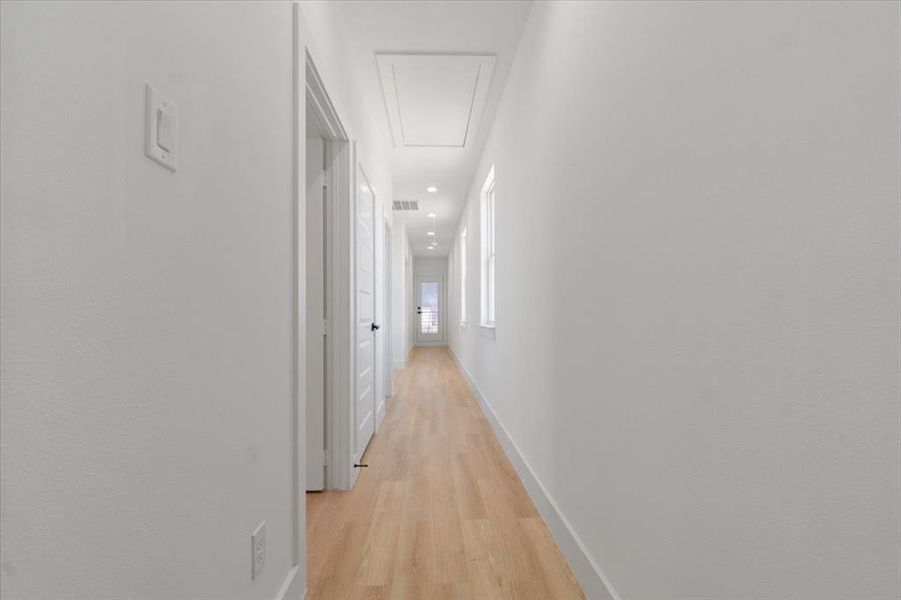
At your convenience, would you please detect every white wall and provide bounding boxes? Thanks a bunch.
[413,256,448,278]
[391,222,410,368]
[448,2,900,599]
[1,2,298,599]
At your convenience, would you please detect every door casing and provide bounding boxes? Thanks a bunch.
[381,218,393,410]
[304,46,357,492]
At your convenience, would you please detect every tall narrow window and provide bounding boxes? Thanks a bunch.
[460,227,467,324]
[480,166,496,327]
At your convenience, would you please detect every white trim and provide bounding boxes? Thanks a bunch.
[479,165,496,327]
[305,50,348,141]
[393,359,406,369]
[459,227,468,323]
[448,347,620,600]
[290,2,303,572]
[381,216,393,410]
[274,566,302,600]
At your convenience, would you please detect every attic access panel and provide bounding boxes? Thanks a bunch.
[377,53,496,148]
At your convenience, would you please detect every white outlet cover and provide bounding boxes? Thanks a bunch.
[251,521,266,580]
[145,83,177,171]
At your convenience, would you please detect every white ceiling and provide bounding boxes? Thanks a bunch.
[377,53,495,148]
[339,1,533,256]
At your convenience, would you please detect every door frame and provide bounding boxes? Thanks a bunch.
[304,45,356,492]
[382,217,393,402]
[414,275,447,345]
[291,4,303,574]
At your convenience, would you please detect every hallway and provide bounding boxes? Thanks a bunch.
[2,2,899,599]
[306,348,584,600]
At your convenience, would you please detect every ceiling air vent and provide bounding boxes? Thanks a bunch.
[392,200,419,211]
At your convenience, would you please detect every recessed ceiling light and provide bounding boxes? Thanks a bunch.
[426,186,438,193]
[427,231,435,236]
[427,213,436,218]
[426,246,434,250]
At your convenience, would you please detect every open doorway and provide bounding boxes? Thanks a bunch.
[303,52,353,492]
[304,124,328,491]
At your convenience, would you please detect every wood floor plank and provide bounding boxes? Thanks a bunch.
[307,347,585,599]
[374,480,406,516]
[460,518,516,599]
[450,452,489,520]
[393,518,438,587]
[519,517,586,599]
[430,489,469,584]
[357,516,402,585]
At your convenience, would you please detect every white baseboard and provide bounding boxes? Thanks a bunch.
[275,566,303,600]
[448,347,620,600]
[414,341,447,347]
[393,359,406,369]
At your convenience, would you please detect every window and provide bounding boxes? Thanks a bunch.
[480,166,495,327]
[460,227,467,324]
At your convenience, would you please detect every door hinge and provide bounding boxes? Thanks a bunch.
[322,450,328,466]
[322,319,329,335]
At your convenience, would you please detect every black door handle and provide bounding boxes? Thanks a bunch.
[371,323,380,332]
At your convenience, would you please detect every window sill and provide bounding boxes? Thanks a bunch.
[478,323,496,340]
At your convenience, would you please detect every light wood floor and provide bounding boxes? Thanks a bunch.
[306,346,585,600]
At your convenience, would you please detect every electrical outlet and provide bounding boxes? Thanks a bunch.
[251,521,266,580]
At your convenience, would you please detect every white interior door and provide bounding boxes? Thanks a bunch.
[305,137,327,491]
[415,276,444,344]
[354,166,376,460]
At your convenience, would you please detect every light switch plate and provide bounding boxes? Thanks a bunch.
[145,83,177,171]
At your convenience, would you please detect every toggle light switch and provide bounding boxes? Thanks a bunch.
[145,83,177,171]
[156,107,174,152]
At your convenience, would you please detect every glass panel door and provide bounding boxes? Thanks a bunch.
[416,277,443,343]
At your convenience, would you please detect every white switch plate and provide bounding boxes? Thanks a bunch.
[145,83,177,171]
[251,521,266,580]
